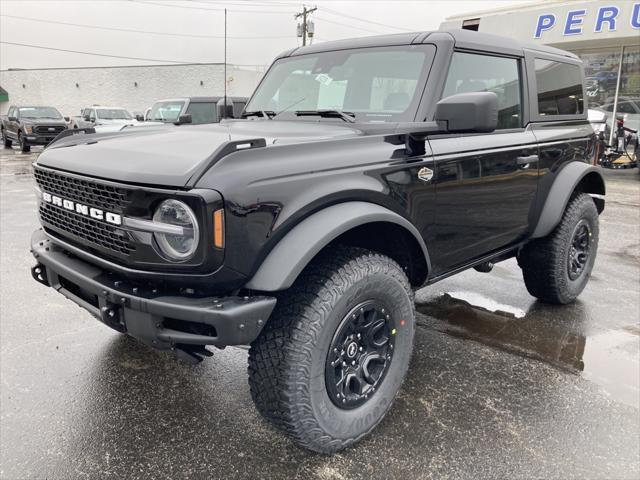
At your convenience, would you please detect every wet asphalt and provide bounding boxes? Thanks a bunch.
[0,146,639,480]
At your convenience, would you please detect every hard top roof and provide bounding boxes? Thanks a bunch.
[277,29,578,60]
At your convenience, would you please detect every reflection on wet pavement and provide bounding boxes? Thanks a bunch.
[417,291,640,408]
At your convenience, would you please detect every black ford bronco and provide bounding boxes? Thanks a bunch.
[30,30,605,453]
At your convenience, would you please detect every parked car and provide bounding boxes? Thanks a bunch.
[585,70,619,101]
[30,30,605,453]
[72,106,144,133]
[143,96,247,125]
[1,105,68,152]
[593,97,640,134]
[69,107,95,129]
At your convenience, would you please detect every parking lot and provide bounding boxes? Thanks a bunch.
[0,146,638,479]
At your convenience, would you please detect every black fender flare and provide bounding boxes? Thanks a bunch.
[245,201,431,292]
[531,163,605,239]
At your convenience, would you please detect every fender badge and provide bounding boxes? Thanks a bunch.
[417,166,433,183]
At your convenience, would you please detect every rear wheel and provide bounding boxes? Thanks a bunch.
[518,193,599,304]
[18,132,30,152]
[248,246,415,453]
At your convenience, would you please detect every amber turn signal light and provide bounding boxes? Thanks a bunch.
[213,209,224,248]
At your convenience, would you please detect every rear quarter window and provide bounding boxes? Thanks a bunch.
[534,59,584,116]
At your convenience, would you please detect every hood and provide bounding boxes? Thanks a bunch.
[36,120,363,187]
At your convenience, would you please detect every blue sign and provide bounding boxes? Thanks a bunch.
[534,3,640,38]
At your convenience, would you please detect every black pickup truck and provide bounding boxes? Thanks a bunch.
[1,105,68,152]
[29,30,604,453]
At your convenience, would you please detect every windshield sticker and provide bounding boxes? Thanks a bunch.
[315,73,333,86]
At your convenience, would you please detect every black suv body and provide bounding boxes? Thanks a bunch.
[2,105,68,151]
[30,30,605,453]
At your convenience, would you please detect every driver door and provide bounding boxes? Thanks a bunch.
[429,51,539,275]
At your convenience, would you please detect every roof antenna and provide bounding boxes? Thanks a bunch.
[223,7,228,120]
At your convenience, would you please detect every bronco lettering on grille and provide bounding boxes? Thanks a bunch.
[42,192,122,225]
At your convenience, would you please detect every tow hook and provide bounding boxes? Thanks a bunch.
[99,305,126,332]
[31,264,50,286]
[173,345,214,365]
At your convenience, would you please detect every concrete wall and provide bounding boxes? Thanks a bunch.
[0,63,264,116]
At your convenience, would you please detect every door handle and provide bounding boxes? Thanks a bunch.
[516,155,539,168]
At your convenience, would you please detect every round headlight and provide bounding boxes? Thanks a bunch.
[152,199,199,261]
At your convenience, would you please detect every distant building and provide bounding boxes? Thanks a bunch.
[441,0,640,127]
[0,63,264,115]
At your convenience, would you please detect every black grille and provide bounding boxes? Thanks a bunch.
[34,125,66,135]
[34,167,131,212]
[40,205,135,256]
[35,167,136,257]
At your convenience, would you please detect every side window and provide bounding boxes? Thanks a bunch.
[534,59,584,116]
[616,102,635,114]
[89,109,96,122]
[8,107,15,118]
[442,52,522,130]
[185,102,217,124]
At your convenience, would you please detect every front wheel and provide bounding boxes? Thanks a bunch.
[518,193,599,304]
[18,132,30,152]
[248,246,415,453]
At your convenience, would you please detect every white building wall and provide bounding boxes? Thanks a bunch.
[0,63,264,116]
[440,0,639,50]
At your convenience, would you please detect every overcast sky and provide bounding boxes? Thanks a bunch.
[0,0,530,70]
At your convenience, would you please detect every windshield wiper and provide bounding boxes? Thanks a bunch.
[295,110,356,123]
[242,110,275,119]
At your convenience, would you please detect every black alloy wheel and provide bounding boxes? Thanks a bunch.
[325,301,395,409]
[567,220,592,281]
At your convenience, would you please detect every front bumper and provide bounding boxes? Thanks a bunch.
[30,229,276,357]
[24,134,59,145]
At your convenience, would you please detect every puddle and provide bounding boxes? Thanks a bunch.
[445,291,526,319]
[417,292,640,408]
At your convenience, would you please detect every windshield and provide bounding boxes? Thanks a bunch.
[245,45,435,122]
[18,107,63,119]
[148,101,185,121]
[97,108,133,120]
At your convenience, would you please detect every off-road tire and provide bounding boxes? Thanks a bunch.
[248,246,415,453]
[518,193,599,304]
[18,132,30,153]
[1,129,10,148]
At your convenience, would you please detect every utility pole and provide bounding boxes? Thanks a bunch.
[223,8,227,118]
[295,5,317,46]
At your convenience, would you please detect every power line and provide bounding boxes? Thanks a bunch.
[0,41,270,68]
[314,15,386,35]
[188,0,298,8]
[129,0,291,14]
[1,41,201,64]
[0,14,294,39]
[320,6,413,31]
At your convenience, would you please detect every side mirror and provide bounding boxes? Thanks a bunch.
[434,92,498,133]
[8,116,17,122]
[175,114,192,125]
[135,114,144,121]
[64,116,70,122]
